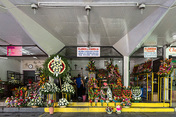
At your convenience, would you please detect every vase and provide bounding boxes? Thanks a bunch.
[107,112,112,114]
[116,111,121,114]
[31,106,38,108]
[123,106,130,108]
[49,107,54,114]
[60,106,66,108]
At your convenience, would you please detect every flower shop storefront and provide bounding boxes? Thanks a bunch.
[4,46,175,114]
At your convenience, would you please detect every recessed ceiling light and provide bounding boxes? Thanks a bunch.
[33,56,37,59]
[173,35,176,40]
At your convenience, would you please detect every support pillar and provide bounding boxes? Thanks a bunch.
[123,56,129,87]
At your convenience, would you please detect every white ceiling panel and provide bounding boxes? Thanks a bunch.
[18,5,158,46]
[144,7,176,47]
[0,9,35,45]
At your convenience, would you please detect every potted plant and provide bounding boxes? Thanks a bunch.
[47,99,54,114]
[120,98,131,108]
[105,106,113,114]
[116,105,122,114]
[58,98,69,108]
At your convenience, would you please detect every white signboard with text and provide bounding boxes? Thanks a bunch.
[168,47,176,55]
[77,47,100,57]
[144,47,157,58]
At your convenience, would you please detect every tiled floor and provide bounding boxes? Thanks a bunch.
[39,112,176,117]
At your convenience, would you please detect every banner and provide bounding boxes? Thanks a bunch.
[144,47,157,58]
[77,47,100,57]
[7,46,22,56]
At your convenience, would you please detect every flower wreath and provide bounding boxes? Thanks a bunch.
[94,88,100,99]
[43,54,69,79]
[88,88,94,101]
[112,85,122,97]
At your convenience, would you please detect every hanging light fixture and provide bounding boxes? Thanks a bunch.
[85,5,91,48]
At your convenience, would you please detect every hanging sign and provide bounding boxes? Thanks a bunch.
[144,47,157,58]
[48,55,66,77]
[168,47,176,55]
[77,47,100,57]
[7,46,22,56]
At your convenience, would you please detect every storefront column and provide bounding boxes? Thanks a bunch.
[123,56,129,87]
[164,46,169,101]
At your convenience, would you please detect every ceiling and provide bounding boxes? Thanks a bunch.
[0,0,176,59]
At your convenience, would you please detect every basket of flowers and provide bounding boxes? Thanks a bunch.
[27,94,44,108]
[120,98,131,108]
[58,98,69,108]
[39,82,60,94]
[105,106,113,114]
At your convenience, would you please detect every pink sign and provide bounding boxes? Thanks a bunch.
[7,46,22,56]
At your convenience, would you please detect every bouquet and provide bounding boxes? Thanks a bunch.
[105,106,113,112]
[61,82,75,94]
[121,98,131,107]
[58,98,69,106]
[47,99,54,107]
[39,82,60,94]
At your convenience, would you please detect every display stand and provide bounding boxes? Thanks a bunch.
[159,77,172,107]
[135,73,155,101]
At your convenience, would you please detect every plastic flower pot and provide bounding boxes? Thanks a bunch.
[116,111,121,114]
[31,106,38,108]
[107,112,112,114]
[82,95,86,102]
[49,107,54,114]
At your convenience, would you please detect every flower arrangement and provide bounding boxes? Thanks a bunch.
[157,58,173,77]
[94,88,100,99]
[132,64,139,75]
[105,106,113,113]
[122,86,132,99]
[116,105,122,114]
[61,82,75,94]
[100,87,106,101]
[63,74,73,83]
[47,99,54,107]
[121,98,131,107]
[39,82,60,94]
[58,98,69,106]
[113,85,122,100]
[106,59,114,73]
[113,96,122,102]
[38,73,49,86]
[86,59,96,72]
[133,59,152,74]
[88,88,94,103]
[97,69,108,79]
[107,87,113,101]
[88,77,98,88]
[131,86,142,102]
[27,94,44,107]
[5,96,28,107]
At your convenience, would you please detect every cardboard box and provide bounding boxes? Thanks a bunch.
[153,93,158,101]
[173,90,176,102]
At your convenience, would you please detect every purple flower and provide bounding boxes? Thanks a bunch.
[125,98,128,101]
